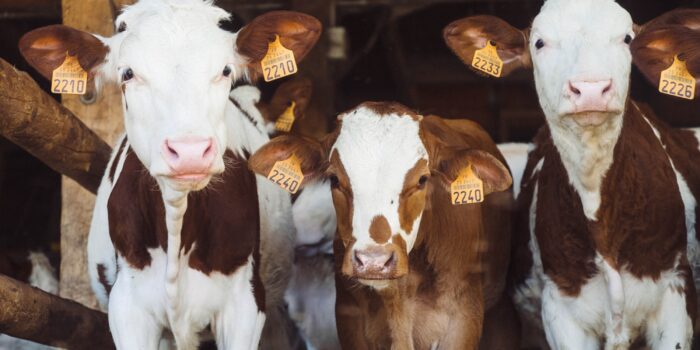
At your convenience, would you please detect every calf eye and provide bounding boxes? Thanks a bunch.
[222,66,232,77]
[329,174,340,189]
[121,68,134,82]
[624,34,632,44]
[535,39,545,50]
[418,175,429,189]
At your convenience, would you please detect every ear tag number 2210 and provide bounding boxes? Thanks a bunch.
[267,154,304,194]
[450,164,484,205]
[261,35,298,82]
[471,41,503,78]
[51,53,88,95]
[659,55,696,100]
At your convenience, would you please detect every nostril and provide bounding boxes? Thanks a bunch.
[354,251,364,267]
[384,252,395,268]
[165,142,179,159]
[602,82,613,95]
[569,82,581,96]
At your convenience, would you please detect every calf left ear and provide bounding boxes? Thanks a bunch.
[236,11,321,80]
[432,148,512,196]
[249,135,327,186]
[632,9,700,95]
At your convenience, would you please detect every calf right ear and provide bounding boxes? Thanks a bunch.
[19,24,108,81]
[265,77,313,123]
[443,15,531,77]
[249,135,327,186]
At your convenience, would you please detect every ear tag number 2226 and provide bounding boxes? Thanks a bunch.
[261,35,298,82]
[267,154,304,194]
[51,54,88,95]
[659,55,696,100]
[450,164,484,205]
[471,41,503,78]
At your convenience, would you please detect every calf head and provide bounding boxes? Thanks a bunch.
[249,102,511,287]
[20,0,320,192]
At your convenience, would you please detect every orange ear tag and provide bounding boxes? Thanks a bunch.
[275,101,296,132]
[471,41,503,78]
[659,55,696,100]
[450,164,484,205]
[267,154,304,194]
[51,53,88,95]
[261,35,298,82]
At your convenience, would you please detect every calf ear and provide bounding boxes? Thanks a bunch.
[19,24,108,81]
[236,11,322,80]
[432,148,512,196]
[443,15,531,77]
[641,8,700,31]
[631,26,700,94]
[264,77,313,123]
[249,135,327,186]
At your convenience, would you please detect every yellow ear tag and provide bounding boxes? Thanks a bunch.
[471,41,503,78]
[51,53,88,95]
[275,101,296,132]
[268,154,304,194]
[450,164,484,205]
[659,55,696,100]
[261,35,298,82]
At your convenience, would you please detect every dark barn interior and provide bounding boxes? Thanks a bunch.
[1,0,699,348]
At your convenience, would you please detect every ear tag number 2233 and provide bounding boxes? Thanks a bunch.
[261,35,298,82]
[267,154,304,194]
[451,164,484,205]
[471,41,503,78]
[659,55,696,100]
[51,54,88,95]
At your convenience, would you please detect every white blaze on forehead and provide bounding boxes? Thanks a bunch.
[530,0,633,118]
[333,107,427,251]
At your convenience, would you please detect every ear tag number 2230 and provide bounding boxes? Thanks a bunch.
[261,35,298,82]
[51,54,88,95]
[659,55,696,100]
[267,154,304,194]
[471,41,503,78]
[450,164,484,205]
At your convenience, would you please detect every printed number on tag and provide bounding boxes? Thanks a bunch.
[659,55,696,100]
[450,164,484,205]
[51,54,88,95]
[261,35,298,82]
[267,154,304,194]
[275,101,297,132]
[471,41,503,78]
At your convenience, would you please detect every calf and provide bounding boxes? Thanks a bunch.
[445,2,700,348]
[250,101,518,349]
[19,1,320,349]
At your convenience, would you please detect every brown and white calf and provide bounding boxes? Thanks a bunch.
[19,1,320,349]
[250,101,519,349]
[445,2,700,349]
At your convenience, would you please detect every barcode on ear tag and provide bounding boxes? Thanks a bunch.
[261,35,298,82]
[51,53,88,95]
[471,41,503,78]
[450,164,484,205]
[275,101,296,132]
[267,154,304,194]
[659,55,696,100]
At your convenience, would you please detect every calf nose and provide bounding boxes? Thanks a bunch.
[353,245,397,279]
[162,137,216,176]
[568,80,613,112]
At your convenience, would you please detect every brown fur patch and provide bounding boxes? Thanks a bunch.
[369,215,391,244]
[398,159,429,234]
[328,150,354,246]
[97,264,112,295]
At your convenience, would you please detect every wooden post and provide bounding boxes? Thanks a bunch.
[58,0,133,308]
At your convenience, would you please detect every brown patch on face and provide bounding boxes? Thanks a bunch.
[97,264,112,295]
[398,159,429,234]
[369,215,391,244]
[391,234,409,277]
[108,137,128,183]
[328,150,354,246]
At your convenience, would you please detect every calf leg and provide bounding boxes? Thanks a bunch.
[109,275,163,350]
[215,280,266,350]
[541,284,599,350]
[646,288,693,350]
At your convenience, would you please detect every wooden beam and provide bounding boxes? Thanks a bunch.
[0,274,114,350]
[0,59,111,194]
[58,0,128,308]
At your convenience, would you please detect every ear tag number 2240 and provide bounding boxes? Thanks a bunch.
[51,53,88,95]
[450,164,484,205]
[471,41,503,78]
[659,55,696,100]
[261,35,298,82]
[267,154,304,194]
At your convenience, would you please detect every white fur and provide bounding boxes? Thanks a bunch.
[497,143,532,199]
[333,108,427,255]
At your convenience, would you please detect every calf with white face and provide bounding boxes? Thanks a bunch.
[20,1,320,349]
[250,102,519,349]
[446,1,700,349]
